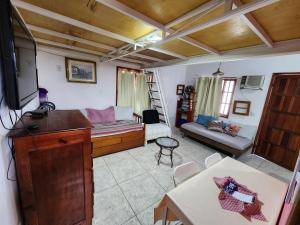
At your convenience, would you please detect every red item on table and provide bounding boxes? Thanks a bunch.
[214,176,267,222]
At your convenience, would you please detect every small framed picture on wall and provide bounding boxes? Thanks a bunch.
[232,100,251,116]
[176,84,185,95]
[65,58,97,83]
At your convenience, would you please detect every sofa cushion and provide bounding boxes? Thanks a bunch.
[114,106,133,120]
[181,122,252,151]
[86,107,115,123]
[196,114,217,127]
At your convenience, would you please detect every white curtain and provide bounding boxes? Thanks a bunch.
[117,70,149,115]
[194,77,223,117]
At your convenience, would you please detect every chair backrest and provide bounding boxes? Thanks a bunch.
[143,110,159,124]
[173,161,201,186]
[205,153,222,169]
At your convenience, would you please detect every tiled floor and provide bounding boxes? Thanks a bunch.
[92,133,292,225]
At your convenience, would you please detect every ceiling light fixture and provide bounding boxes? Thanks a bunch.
[212,62,224,76]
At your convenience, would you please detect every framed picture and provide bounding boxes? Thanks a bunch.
[232,100,251,116]
[65,58,97,83]
[177,84,185,95]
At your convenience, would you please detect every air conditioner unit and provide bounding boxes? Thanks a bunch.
[240,75,265,90]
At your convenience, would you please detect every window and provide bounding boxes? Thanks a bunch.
[219,78,236,117]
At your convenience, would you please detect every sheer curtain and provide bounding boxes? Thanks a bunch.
[194,77,223,117]
[117,70,149,115]
[117,70,135,108]
[134,73,149,115]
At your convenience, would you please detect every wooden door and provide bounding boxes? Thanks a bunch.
[254,73,300,170]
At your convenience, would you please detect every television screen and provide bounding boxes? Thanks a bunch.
[0,1,38,110]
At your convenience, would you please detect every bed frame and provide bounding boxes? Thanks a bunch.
[92,113,145,157]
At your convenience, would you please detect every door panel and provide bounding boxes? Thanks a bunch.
[254,74,300,170]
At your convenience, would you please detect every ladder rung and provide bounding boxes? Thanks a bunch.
[149,90,158,92]
[158,112,164,116]
[160,119,166,123]
[150,98,160,100]
[146,82,156,84]
[153,105,162,108]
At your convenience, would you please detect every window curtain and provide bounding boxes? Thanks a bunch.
[117,71,135,109]
[134,73,149,115]
[117,70,149,115]
[194,77,223,117]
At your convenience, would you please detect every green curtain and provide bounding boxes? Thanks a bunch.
[117,71,135,109]
[134,73,149,115]
[194,77,223,117]
[117,71,149,115]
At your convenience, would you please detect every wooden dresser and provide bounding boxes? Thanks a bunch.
[9,110,93,225]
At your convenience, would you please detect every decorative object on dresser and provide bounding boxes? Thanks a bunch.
[9,110,93,225]
[175,98,195,128]
[65,57,97,83]
[232,100,251,116]
[176,84,185,95]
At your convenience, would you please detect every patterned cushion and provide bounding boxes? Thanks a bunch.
[224,124,240,137]
[196,114,217,127]
[207,120,223,133]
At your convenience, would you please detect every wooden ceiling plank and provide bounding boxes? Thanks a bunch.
[148,47,187,59]
[27,24,117,51]
[165,0,223,28]
[95,0,219,55]
[12,0,135,44]
[122,57,149,65]
[95,0,164,30]
[35,38,107,56]
[156,0,280,46]
[131,53,165,62]
[233,0,274,47]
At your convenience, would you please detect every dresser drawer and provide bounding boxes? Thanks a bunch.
[17,129,91,151]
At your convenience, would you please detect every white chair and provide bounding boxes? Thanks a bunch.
[204,153,223,169]
[173,161,201,186]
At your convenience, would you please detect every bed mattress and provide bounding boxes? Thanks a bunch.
[91,120,144,137]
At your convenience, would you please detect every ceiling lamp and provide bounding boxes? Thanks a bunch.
[212,62,224,76]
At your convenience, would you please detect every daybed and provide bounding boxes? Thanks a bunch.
[82,107,145,157]
[181,121,256,157]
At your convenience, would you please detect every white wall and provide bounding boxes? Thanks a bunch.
[157,65,187,129]
[185,54,300,126]
[0,96,39,225]
[37,51,139,110]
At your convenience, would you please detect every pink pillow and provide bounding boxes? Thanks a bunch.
[86,107,115,123]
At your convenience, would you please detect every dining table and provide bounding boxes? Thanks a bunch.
[154,157,288,225]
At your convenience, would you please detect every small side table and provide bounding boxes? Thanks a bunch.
[155,137,180,168]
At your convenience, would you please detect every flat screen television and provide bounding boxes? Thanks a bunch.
[0,1,38,110]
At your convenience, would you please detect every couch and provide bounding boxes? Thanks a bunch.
[181,121,256,157]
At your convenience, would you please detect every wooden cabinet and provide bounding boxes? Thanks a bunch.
[9,110,93,225]
[175,98,195,128]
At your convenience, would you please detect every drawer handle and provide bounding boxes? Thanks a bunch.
[58,138,68,144]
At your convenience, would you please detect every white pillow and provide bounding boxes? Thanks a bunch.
[114,106,133,120]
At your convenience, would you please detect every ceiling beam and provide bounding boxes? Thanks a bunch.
[27,24,117,51]
[148,47,187,59]
[95,0,219,54]
[233,0,274,47]
[144,38,300,68]
[12,0,135,44]
[36,39,149,65]
[103,0,279,63]
[165,0,223,28]
[35,38,107,56]
[28,24,164,62]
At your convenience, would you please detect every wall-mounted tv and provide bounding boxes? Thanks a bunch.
[0,0,38,110]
